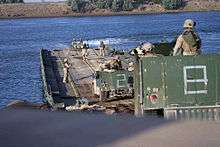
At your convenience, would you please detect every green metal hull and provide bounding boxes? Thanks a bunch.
[135,54,220,120]
[95,70,134,101]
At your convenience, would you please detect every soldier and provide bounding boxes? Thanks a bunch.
[130,43,144,54]
[133,42,144,56]
[99,41,106,57]
[81,43,88,61]
[109,55,122,70]
[100,56,122,71]
[63,58,71,83]
[142,42,155,57]
[128,62,134,72]
[79,39,84,49]
[71,38,77,49]
[131,42,155,57]
[173,19,201,56]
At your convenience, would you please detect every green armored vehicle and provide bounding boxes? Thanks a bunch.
[135,54,220,120]
[94,70,134,101]
[93,41,175,101]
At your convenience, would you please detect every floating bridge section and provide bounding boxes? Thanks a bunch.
[40,48,101,108]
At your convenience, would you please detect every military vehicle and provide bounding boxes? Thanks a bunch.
[134,54,220,120]
[93,41,175,101]
[94,70,134,101]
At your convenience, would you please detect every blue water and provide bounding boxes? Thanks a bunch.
[0,11,220,107]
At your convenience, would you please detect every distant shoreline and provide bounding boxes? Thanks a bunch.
[0,9,220,20]
[0,1,220,19]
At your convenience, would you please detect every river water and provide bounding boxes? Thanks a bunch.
[0,11,219,107]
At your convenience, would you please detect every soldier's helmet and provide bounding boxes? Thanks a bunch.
[64,58,68,63]
[142,42,154,51]
[183,19,195,29]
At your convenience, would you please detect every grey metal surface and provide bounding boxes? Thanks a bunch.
[0,109,220,147]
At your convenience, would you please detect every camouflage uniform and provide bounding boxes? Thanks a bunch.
[102,56,122,71]
[173,19,201,56]
[128,62,134,72]
[79,39,84,49]
[110,60,122,70]
[71,39,77,49]
[142,42,156,57]
[63,58,71,83]
[110,56,122,70]
[81,47,87,61]
[99,41,106,57]
[132,42,154,57]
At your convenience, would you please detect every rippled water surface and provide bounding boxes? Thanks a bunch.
[0,11,220,107]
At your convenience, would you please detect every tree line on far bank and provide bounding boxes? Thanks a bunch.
[66,0,184,13]
[0,0,23,4]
